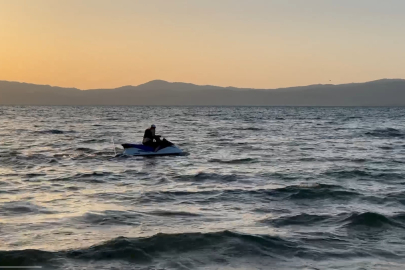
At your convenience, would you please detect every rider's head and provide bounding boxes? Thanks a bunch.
[151,124,156,130]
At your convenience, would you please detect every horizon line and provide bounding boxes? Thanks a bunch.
[0,78,404,91]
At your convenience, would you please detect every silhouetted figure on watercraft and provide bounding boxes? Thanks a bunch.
[143,125,161,149]
[142,125,174,151]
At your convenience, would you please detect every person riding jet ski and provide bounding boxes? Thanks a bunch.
[121,124,179,155]
[142,124,162,150]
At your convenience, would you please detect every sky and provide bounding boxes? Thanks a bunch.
[1,0,405,89]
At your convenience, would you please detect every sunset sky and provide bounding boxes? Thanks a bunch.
[1,0,405,89]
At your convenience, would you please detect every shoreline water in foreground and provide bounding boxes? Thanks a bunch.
[1,106,404,269]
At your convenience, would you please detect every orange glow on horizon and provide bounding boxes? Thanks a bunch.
[1,0,404,90]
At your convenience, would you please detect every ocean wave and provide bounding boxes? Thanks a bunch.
[325,169,371,178]
[280,184,359,200]
[379,145,394,150]
[175,172,239,182]
[145,210,201,217]
[0,231,302,267]
[75,147,96,153]
[208,158,258,164]
[80,138,109,143]
[324,169,403,181]
[0,201,56,216]
[70,231,300,259]
[235,127,264,131]
[140,184,360,204]
[343,212,405,229]
[365,128,404,138]
[343,116,363,121]
[24,173,47,178]
[78,171,113,178]
[74,210,142,226]
[0,249,56,268]
[65,152,116,161]
[2,227,399,268]
[50,171,113,183]
[262,210,405,229]
[386,191,405,205]
[1,152,55,166]
[33,129,75,135]
[261,213,334,227]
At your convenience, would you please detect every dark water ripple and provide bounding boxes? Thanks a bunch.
[1,106,405,269]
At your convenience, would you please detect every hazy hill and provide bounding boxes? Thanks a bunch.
[1,79,405,106]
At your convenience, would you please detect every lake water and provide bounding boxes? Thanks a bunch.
[1,106,405,269]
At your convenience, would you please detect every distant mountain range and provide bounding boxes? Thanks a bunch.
[1,79,405,106]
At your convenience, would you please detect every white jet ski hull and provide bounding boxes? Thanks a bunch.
[122,143,183,156]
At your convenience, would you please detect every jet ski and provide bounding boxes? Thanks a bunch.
[121,139,183,156]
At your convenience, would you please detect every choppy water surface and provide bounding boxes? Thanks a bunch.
[1,106,405,270]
